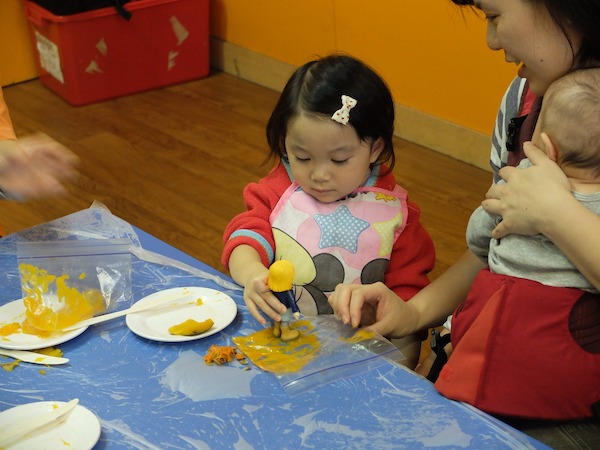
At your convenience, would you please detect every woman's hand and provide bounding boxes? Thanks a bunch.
[328,282,419,339]
[481,142,571,238]
[0,133,79,200]
[330,251,487,338]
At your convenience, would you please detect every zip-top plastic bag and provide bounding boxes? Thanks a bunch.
[233,315,405,396]
[17,238,131,333]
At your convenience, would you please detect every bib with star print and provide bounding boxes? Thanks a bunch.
[269,182,408,314]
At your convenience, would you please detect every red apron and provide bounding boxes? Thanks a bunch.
[435,269,600,419]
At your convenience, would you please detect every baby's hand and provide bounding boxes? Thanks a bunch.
[242,271,287,325]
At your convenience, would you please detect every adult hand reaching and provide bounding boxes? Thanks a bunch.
[0,133,79,201]
[328,282,419,339]
[481,141,571,239]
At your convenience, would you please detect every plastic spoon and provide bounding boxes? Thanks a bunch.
[0,348,69,365]
[0,398,79,448]
[62,293,187,331]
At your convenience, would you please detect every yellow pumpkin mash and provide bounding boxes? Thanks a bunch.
[19,263,106,335]
[233,320,320,374]
[168,318,214,336]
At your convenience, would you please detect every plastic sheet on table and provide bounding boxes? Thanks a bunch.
[233,315,405,396]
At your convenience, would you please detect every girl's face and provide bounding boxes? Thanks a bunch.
[284,113,383,203]
[476,0,579,96]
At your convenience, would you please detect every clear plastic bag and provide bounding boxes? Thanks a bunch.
[233,315,405,396]
[0,201,239,293]
[17,238,132,332]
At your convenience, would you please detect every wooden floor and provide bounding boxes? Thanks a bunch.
[2,71,491,284]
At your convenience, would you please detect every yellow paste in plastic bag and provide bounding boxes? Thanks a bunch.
[233,319,320,374]
[19,263,106,334]
[339,328,375,343]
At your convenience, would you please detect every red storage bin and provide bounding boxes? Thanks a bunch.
[22,0,210,105]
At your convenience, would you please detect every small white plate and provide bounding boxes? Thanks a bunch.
[0,401,101,450]
[126,287,237,342]
[0,300,88,351]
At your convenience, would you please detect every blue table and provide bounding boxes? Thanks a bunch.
[0,208,547,449]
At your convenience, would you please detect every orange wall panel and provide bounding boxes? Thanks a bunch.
[212,0,517,135]
[212,0,337,66]
[335,0,517,134]
[0,0,37,85]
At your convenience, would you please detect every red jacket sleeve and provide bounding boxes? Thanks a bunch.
[222,164,291,270]
[384,199,435,301]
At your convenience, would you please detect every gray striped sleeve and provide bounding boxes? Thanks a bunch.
[490,77,526,182]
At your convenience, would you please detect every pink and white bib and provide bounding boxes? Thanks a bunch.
[270,183,408,315]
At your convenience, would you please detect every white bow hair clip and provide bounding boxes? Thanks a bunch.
[331,95,357,125]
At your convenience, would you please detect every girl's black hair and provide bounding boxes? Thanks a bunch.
[266,54,396,172]
[451,0,600,68]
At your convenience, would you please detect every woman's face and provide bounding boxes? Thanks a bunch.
[476,0,579,96]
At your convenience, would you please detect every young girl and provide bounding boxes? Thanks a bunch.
[222,54,435,367]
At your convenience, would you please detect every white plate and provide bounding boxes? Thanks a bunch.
[0,401,101,450]
[126,287,237,342]
[0,300,88,351]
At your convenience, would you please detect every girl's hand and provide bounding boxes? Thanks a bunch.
[242,269,287,325]
[0,133,79,200]
[481,142,571,239]
[328,282,418,339]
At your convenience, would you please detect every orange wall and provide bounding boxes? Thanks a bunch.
[0,0,37,85]
[211,0,517,135]
[2,0,517,136]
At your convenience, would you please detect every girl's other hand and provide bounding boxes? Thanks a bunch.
[481,142,571,239]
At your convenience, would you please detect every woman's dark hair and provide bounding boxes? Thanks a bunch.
[451,0,600,68]
[266,54,396,172]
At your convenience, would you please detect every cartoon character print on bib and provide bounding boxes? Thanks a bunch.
[270,183,408,316]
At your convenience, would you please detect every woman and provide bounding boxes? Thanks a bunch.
[329,0,600,446]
